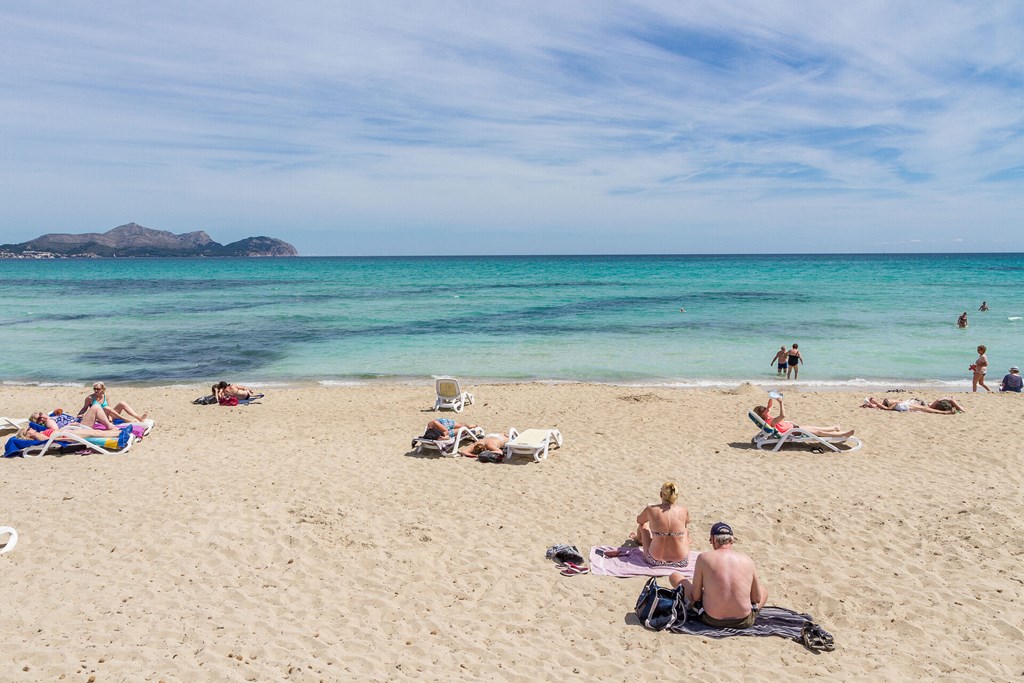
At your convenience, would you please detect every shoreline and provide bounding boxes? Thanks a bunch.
[1,376,982,392]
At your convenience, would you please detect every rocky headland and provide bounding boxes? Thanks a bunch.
[0,222,298,258]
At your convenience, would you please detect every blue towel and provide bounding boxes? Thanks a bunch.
[4,436,46,458]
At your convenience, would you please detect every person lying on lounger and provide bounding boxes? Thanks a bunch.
[32,403,118,431]
[862,396,966,414]
[19,423,131,441]
[754,397,855,439]
[212,381,259,401]
[422,418,478,441]
[458,434,509,457]
[669,522,768,630]
[80,382,148,422]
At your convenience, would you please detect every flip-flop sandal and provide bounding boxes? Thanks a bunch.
[800,623,835,652]
[559,561,590,576]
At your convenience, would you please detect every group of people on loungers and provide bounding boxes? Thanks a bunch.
[421,418,511,459]
[15,382,150,445]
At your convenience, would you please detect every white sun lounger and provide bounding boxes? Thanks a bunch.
[412,426,484,457]
[433,377,475,413]
[1,417,27,434]
[14,429,137,458]
[748,411,861,453]
[0,527,17,554]
[504,427,563,463]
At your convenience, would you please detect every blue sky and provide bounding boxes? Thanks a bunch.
[1,1,1022,254]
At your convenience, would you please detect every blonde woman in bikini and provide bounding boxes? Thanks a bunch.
[630,482,691,568]
[972,345,991,393]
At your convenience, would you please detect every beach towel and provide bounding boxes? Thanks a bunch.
[668,605,828,645]
[589,546,698,579]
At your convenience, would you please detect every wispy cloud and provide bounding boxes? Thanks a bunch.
[0,1,1021,253]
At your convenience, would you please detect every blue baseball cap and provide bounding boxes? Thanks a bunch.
[710,522,734,537]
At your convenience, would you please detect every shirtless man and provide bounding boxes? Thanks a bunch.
[669,522,768,629]
[458,434,509,458]
[770,346,788,376]
[423,418,477,440]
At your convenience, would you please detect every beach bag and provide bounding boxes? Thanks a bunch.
[545,544,584,566]
[635,577,687,631]
[218,396,239,406]
[193,395,218,405]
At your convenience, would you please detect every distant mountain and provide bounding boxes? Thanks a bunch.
[0,222,298,257]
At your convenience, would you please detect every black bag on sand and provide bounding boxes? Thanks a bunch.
[545,544,584,566]
[192,395,218,405]
[635,577,687,631]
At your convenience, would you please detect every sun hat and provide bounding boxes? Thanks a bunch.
[1011,366,1020,372]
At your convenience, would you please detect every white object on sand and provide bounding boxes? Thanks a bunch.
[0,527,17,554]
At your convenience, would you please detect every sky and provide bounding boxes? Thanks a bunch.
[1,1,1022,255]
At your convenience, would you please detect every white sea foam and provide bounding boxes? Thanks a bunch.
[1008,316,1022,321]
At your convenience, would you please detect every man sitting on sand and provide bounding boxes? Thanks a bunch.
[999,366,1022,393]
[669,522,768,629]
[458,434,509,458]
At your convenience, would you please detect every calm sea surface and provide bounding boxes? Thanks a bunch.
[1,254,1021,388]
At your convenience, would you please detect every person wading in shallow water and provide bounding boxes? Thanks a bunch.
[785,344,803,379]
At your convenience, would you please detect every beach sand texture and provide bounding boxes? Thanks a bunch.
[1,384,1022,681]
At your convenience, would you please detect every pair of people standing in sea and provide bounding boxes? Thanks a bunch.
[770,344,803,379]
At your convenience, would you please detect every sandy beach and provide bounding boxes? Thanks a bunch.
[1,383,1022,681]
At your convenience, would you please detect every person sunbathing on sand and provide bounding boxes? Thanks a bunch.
[754,397,855,438]
[604,482,691,567]
[863,397,966,414]
[458,434,509,457]
[669,522,768,630]
[422,418,477,441]
[80,382,147,422]
[213,381,258,401]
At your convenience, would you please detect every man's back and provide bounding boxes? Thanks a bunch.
[698,547,757,619]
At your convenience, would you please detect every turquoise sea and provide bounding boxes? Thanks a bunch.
[0,254,1021,388]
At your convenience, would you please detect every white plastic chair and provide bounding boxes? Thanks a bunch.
[504,427,563,463]
[433,377,474,413]
[0,527,17,554]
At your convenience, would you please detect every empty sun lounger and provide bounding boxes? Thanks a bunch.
[412,426,484,457]
[0,417,27,435]
[433,377,474,413]
[505,427,563,463]
[748,411,861,453]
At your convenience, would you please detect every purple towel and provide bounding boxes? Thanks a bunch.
[590,546,699,579]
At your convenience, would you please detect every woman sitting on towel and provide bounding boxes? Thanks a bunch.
[629,482,691,568]
[80,382,148,422]
[754,397,855,439]
[213,381,258,401]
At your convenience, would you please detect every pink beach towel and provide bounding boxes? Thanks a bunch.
[589,546,699,579]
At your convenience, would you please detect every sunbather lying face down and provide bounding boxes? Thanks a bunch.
[80,382,148,422]
[863,397,966,414]
[458,435,508,457]
[423,418,477,440]
[754,398,855,438]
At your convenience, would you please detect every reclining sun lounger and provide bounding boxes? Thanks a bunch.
[0,527,16,554]
[433,377,474,413]
[505,427,563,463]
[411,426,484,457]
[0,417,28,435]
[747,411,861,453]
[4,427,137,458]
